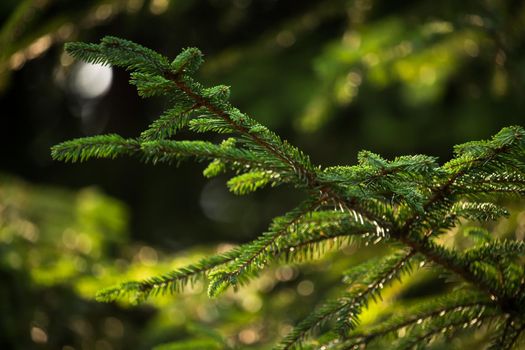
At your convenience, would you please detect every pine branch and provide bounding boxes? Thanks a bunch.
[454,171,525,197]
[51,135,140,162]
[140,139,250,164]
[388,307,499,350]
[321,152,440,213]
[446,126,525,174]
[464,240,525,263]
[140,104,198,141]
[451,201,509,221]
[276,250,416,349]
[96,247,241,303]
[390,128,525,310]
[227,171,276,195]
[489,319,525,350]
[490,317,512,350]
[271,210,383,263]
[98,209,380,304]
[325,290,492,349]
[274,231,353,263]
[396,235,504,303]
[167,76,319,188]
[54,37,525,349]
[207,199,320,298]
[207,200,391,298]
[65,36,172,75]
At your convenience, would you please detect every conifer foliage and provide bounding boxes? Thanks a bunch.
[52,37,525,349]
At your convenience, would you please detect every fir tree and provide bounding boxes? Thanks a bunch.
[52,36,525,349]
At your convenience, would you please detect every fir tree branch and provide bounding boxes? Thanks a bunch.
[451,201,509,221]
[464,240,525,263]
[388,310,498,350]
[454,172,525,197]
[54,38,525,349]
[96,247,241,303]
[98,210,374,304]
[276,250,416,349]
[490,317,515,350]
[207,199,321,297]
[328,291,492,349]
[508,323,525,350]
[207,200,391,298]
[389,128,525,310]
[491,320,525,350]
[274,232,353,263]
[166,74,319,188]
[271,210,381,263]
[140,139,255,165]
[140,103,201,141]
[65,36,172,75]
[51,135,140,162]
[396,235,503,305]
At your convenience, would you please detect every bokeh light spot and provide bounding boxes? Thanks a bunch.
[27,35,53,60]
[297,280,314,296]
[30,326,48,344]
[9,52,26,70]
[275,265,295,281]
[95,339,112,350]
[104,317,124,338]
[463,39,479,57]
[241,294,262,313]
[138,246,158,266]
[276,31,296,48]
[150,0,169,15]
[71,62,113,99]
[239,328,259,344]
[95,4,114,20]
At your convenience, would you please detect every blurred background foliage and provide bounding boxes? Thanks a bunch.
[0,0,524,349]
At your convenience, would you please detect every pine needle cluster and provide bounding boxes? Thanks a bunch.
[52,36,525,349]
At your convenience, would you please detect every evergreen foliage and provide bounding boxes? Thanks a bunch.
[52,37,525,349]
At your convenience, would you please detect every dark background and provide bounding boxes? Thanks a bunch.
[1,0,524,349]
